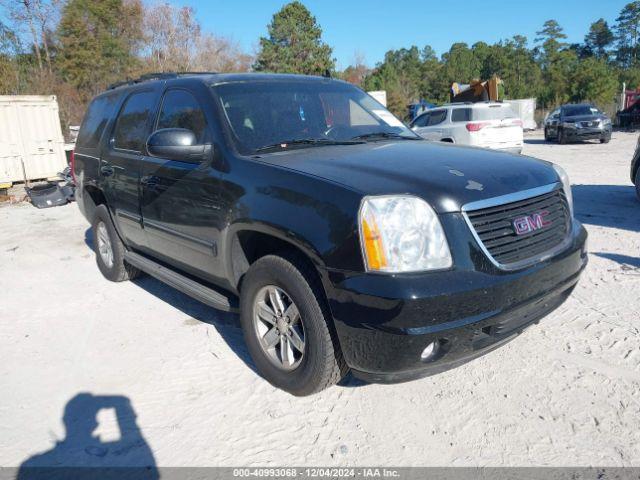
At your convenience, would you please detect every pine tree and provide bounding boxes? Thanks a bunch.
[585,19,614,60]
[56,0,143,96]
[254,1,334,75]
[615,1,640,67]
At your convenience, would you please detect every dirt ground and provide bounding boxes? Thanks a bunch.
[1,131,639,468]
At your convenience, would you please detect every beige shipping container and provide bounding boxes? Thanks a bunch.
[0,95,67,184]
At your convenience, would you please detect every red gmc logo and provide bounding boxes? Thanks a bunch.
[512,211,552,235]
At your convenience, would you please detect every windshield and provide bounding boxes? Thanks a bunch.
[212,80,418,154]
[563,105,597,117]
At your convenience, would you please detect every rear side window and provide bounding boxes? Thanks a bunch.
[113,91,156,151]
[451,108,471,122]
[428,110,447,126]
[412,113,430,127]
[472,106,516,121]
[157,90,209,143]
[76,93,120,149]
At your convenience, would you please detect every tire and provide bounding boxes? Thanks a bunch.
[92,204,140,282]
[544,128,550,141]
[635,168,640,201]
[600,135,610,144]
[239,253,347,396]
[557,129,566,144]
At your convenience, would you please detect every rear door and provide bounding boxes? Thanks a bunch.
[140,86,225,284]
[101,89,160,249]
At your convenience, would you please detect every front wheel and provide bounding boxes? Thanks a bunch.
[239,253,347,396]
[544,128,550,141]
[600,135,611,144]
[557,129,567,144]
[635,168,640,201]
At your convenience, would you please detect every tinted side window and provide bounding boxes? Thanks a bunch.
[76,93,120,149]
[412,113,430,127]
[428,110,447,126]
[113,91,156,151]
[451,108,471,122]
[157,90,208,142]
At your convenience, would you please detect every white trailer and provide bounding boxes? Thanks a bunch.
[367,90,387,107]
[507,98,537,131]
[0,95,67,185]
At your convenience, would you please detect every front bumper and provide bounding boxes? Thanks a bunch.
[564,126,611,141]
[323,217,588,383]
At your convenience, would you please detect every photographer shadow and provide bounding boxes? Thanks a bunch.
[18,393,158,480]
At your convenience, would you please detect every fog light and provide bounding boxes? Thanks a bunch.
[420,341,438,361]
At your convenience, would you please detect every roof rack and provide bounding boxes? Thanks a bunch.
[107,72,218,90]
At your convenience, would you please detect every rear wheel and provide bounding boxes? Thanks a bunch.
[92,205,140,282]
[239,253,347,396]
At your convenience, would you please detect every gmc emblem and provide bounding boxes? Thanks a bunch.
[512,211,552,235]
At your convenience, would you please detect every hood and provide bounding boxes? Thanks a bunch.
[256,140,559,213]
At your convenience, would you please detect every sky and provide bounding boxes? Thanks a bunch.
[170,0,629,69]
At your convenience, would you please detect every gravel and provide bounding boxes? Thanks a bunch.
[1,130,639,467]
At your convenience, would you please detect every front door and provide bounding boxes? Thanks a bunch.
[101,89,159,249]
[140,88,225,284]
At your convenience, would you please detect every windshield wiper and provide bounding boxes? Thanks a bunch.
[350,132,421,141]
[254,138,363,153]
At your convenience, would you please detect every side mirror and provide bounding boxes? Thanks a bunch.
[146,128,208,163]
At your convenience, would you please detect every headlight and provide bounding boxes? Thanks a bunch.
[359,195,452,273]
[552,164,574,218]
[603,118,612,126]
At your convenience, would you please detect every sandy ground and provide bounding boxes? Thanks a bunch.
[1,131,639,468]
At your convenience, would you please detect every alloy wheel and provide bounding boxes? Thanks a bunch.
[96,221,114,269]
[252,285,305,370]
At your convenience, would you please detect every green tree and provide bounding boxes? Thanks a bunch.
[585,18,614,60]
[536,20,573,106]
[362,45,435,117]
[254,1,334,75]
[56,0,143,96]
[442,42,481,84]
[570,57,618,104]
[0,21,19,94]
[536,19,568,59]
[615,1,640,66]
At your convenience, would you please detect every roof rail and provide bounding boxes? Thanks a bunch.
[107,71,218,90]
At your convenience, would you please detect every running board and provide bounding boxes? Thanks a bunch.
[124,251,238,313]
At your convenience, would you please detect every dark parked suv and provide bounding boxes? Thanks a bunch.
[544,103,612,144]
[74,72,588,395]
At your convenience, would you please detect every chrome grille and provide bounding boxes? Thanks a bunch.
[464,187,571,268]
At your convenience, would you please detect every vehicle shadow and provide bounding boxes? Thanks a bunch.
[572,184,640,233]
[84,228,367,389]
[17,393,158,479]
[524,138,601,145]
[592,252,640,268]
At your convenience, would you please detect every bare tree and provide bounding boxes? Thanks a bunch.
[1,0,59,71]
[141,1,251,73]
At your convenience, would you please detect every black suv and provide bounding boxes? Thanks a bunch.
[544,103,612,144]
[74,72,588,395]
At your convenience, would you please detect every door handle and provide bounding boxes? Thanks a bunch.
[100,165,114,177]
